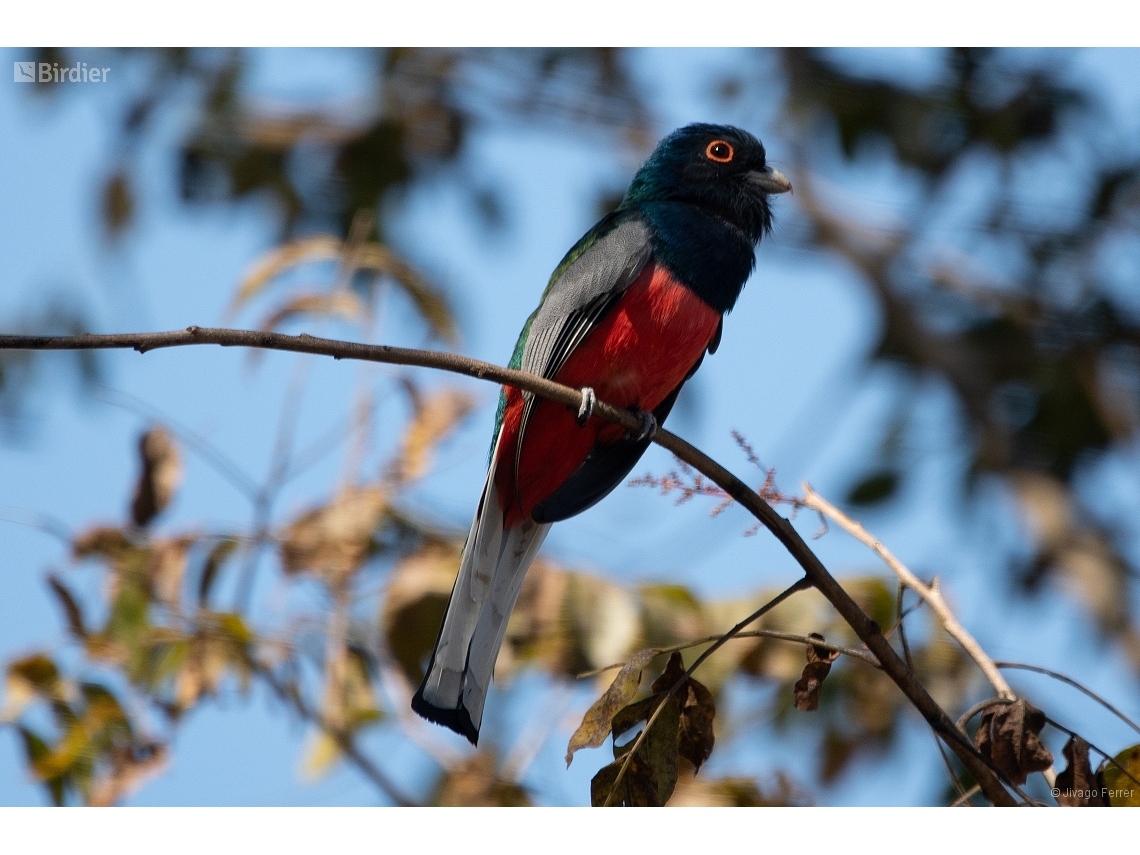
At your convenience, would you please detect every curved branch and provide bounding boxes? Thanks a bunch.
[802,485,1015,700]
[577,628,882,677]
[0,327,1016,806]
[995,661,1140,738]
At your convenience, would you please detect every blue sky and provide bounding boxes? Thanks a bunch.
[2,48,1139,806]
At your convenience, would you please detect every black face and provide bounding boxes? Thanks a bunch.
[624,123,781,243]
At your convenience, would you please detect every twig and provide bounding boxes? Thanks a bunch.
[956,696,1014,731]
[93,383,260,499]
[603,576,812,806]
[1041,716,1140,791]
[951,784,981,807]
[802,484,1015,701]
[899,583,969,803]
[994,661,1140,738]
[255,662,418,806]
[0,327,1017,805]
[577,628,881,677]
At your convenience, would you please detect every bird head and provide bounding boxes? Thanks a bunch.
[622,123,792,243]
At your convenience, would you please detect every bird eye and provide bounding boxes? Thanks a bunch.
[705,140,734,163]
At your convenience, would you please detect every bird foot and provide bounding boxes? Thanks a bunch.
[576,387,597,426]
[628,410,657,442]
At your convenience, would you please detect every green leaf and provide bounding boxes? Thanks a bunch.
[847,471,899,506]
[17,727,66,805]
[590,755,659,807]
[1103,743,1140,806]
[217,612,254,645]
[108,584,149,645]
[642,695,680,804]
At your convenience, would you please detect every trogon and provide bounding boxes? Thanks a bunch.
[412,123,792,744]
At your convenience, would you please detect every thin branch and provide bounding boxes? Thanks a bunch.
[93,384,260,499]
[577,628,881,678]
[254,662,419,807]
[604,576,812,806]
[0,504,72,544]
[1041,716,1140,791]
[956,696,1013,731]
[995,661,1140,738]
[0,327,1017,805]
[899,583,969,803]
[951,784,982,807]
[802,484,1015,700]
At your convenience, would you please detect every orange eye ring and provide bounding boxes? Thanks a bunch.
[705,140,734,163]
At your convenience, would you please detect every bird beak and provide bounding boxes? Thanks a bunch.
[747,167,793,195]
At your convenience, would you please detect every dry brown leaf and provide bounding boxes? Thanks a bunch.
[973,699,1054,786]
[638,584,707,650]
[677,673,716,772]
[198,537,239,607]
[1055,735,1107,806]
[102,171,134,237]
[280,486,387,581]
[130,428,182,528]
[258,291,367,332]
[793,633,840,712]
[563,573,641,674]
[355,243,456,343]
[47,576,86,639]
[88,743,167,807]
[599,653,690,805]
[389,387,474,483]
[436,754,530,806]
[174,647,204,710]
[565,648,657,766]
[498,557,568,678]
[232,236,344,311]
[670,770,810,806]
[72,526,133,561]
[147,538,193,608]
[4,654,64,719]
[381,538,462,684]
[231,234,455,342]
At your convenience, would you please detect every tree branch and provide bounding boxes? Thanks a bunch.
[802,484,1015,700]
[255,663,419,807]
[577,628,882,677]
[0,327,1016,805]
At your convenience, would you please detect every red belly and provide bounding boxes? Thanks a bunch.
[495,262,721,527]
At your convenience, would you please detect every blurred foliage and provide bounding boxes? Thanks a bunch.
[0,298,99,438]
[4,47,1140,805]
[774,48,1140,668]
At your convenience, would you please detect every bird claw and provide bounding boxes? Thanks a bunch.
[576,387,597,426]
[628,410,657,442]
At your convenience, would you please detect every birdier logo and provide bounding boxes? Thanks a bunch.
[13,61,110,83]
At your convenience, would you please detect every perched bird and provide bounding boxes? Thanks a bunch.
[412,123,791,744]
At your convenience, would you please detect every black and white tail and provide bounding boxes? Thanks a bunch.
[411,446,549,744]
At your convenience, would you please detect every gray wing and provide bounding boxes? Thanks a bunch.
[512,217,654,494]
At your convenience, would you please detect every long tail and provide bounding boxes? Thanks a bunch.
[411,448,550,744]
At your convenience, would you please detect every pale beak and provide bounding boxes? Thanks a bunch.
[747,167,793,195]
